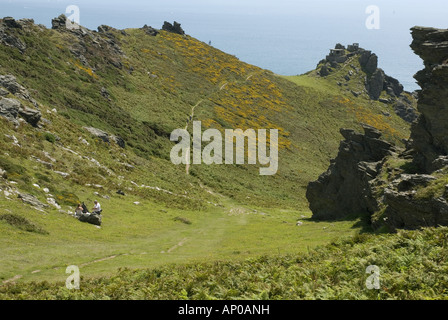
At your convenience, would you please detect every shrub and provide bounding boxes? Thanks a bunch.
[0,214,49,235]
[44,132,56,144]
[51,190,80,206]
[173,216,192,225]
[0,157,27,176]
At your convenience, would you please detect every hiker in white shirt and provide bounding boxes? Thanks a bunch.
[92,200,102,214]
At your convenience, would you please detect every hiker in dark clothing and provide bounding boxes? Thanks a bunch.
[82,202,89,214]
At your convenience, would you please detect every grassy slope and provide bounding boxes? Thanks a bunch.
[0,20,414,288]
[0,196,362,283]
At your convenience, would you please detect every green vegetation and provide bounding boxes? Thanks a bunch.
[0,20,430,299]
[2,227,447,300]
[415,171,448,200]
[0,213,48,235]
[43,132,56,144]
[0,24,412,210]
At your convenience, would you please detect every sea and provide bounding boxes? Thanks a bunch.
[2,0,448,92]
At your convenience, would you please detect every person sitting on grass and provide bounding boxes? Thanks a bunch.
[92,200,102,215]
[75,204,83,217]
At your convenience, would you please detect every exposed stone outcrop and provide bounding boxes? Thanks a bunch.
[373,174,448,230]
[50,15,125,70]
[141,25,159,36]
[384,75,404,97]
[317,43,417,123]
[0,17,27,52]
[366,68,385,100]
[83,126,125,148]
[308,26,448,231]
[18,105,41,127]
[394,99,418,123]
[51,14,68,30]
[18,193,49,210]
[306,125,398,220]
[408,26,448,173]
[0,97,41,127]
[0,98,20,125]
[0,74,42,126]
[78,212,102,226]
[162,21,185,35]
[359,51,378,74]
[0,74,38,107]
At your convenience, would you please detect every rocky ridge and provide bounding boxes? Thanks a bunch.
[306,124,398,220]
[318,43,418,123]
[307,27,448,231]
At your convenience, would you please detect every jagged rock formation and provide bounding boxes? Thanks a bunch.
[318,43,418,123]
[308,27,448,231]
[409,27,448,173]
[306,125,398,220]
[141,24,159,36]
[394,98,419,123]
[373,174,448,230]
[162,21,185,35]
[51,15,125,69]
[0,75,41,126]
[0,17,32,53]
[0,74,38,107]
[0,98,20,124]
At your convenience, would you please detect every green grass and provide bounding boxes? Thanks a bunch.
[0,22,412,210]
[0,18,420,298]
[2,226,447,300]
[0,193,363,284]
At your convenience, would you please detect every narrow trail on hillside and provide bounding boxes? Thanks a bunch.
[183,71,262,174]
[164,237,188,253]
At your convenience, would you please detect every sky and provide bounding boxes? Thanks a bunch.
[1,0,448,91]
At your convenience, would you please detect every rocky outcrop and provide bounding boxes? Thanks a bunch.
[3,17,23,29]
[0,98,20,124]
[141,25,159,36]
[51,14,68,30]
[394,99,418,123]
[384,75,404,97]
[0,97,41,127]
[0,17,27,52]
[359,51,378,74]
[78,212,102,226]
[0,74,38,107]
[373,174,448,230]
[18,106,41,127]
[50,15,125,70]
[0,74,41,126]
[409,26,448,173]
[317,43,416,123]
[366,68,385,100]
[83,126,125,148]
[162,21,185,35]
[308,26,448,231]
[18,193,49,210]
[306,125,398,220]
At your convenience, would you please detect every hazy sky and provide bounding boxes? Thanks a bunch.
[1,0,447,90]
[1,0,447,29]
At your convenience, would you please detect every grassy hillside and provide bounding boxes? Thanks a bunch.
[0,19,412,210]
[0,17,414,288]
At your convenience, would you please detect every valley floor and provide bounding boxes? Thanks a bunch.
[0,194,363,284]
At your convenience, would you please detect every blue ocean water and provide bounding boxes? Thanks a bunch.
[2,0,448,91]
